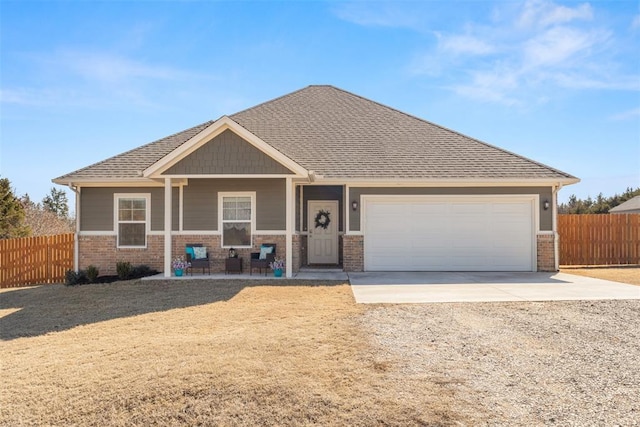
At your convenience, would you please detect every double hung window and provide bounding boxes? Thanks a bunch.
[116,195,149,247]
[221,195,253,247]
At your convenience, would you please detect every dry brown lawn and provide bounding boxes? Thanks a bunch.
[560,266,640,286]
[1,280,465,426]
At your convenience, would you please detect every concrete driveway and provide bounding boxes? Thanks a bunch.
[348,272,640,303]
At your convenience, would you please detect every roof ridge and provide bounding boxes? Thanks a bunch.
[230,85,322,117]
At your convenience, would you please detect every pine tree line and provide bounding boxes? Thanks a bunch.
[558,187,640,214]
[1,177,74,239]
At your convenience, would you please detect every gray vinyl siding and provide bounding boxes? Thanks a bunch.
[80,187,178,232]
[183,178,286,231]
[349,187,553,232]
[299,185,344,232]
[164,129,293,175]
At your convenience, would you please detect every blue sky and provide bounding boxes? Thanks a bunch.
[1,0,638,208]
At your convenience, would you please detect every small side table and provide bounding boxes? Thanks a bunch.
[225,257,243,274]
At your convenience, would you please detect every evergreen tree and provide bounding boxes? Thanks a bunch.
[0,177,30,238]
[558,187,640,214]
[42,187,69,219]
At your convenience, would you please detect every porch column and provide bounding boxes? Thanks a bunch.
[164,178,172,277]
[286,177,293,278]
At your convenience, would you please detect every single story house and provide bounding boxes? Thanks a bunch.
[53,85,579,277]
[609,196,640,214]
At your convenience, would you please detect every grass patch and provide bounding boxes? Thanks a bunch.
[561,266,640,286]
[1,279,465,426]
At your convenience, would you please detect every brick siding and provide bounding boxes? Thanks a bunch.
[79,233,289,275]
[343,235,364,272]
[78,235,164,275]
[537,233,557,272]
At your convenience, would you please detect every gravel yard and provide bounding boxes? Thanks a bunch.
[361,299,640,425]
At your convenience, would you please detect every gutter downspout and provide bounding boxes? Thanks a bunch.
[67,183,80,272]
[552,183,563,271]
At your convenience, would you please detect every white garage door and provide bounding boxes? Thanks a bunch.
[364,196,535,271]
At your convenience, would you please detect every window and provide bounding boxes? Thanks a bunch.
[221,195,253,247]
[116,195,149,247]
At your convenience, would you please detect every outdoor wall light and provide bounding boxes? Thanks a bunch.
[543,200,550,210]
[352,200,358,211]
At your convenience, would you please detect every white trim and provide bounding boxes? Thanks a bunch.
[536,230,555,235]
[78,231,117,236]
[161,174,296,179]
[74,186,80,271]
[344,184,350,237]
[361,194,538,272]
[179,184,184,232]
[144,116,309,178]
[218,191,256,248]
[314,178,580,187]
[164,178,172,278]
[298,184,304,233]
[286,177,293,278]
[53,179,185,187]
[113,193,151,249]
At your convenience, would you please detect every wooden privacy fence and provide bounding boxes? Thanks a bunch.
[0,233,74,288]
[558,214,640,266]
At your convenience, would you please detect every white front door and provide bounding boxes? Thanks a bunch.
[308,200,339,264]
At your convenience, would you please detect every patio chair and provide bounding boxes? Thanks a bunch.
[185,243,211,275]
[250,243,276,276]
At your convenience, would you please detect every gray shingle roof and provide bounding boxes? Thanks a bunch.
[609,195,640,212]
[55,121,214,182]
[54,85,577,183]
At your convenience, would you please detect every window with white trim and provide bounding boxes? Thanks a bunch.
[221,195,253,247]
[116,195,149,247]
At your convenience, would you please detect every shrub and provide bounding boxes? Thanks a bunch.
[131,264,154,279]
[65,269,88,286]
[85,265,99,283]
[64,269,80,286]
[116,261,132,280]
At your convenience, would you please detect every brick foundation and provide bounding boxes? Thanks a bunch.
[537,233,557,272]
[343,235,364,272]
[79,233,290,275]
[78,235,164,275]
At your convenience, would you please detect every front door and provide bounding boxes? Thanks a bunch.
[308,200,338,265]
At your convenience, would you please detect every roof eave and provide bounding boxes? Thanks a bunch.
[308,177,581,187]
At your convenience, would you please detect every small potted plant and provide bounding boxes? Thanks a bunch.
[172,257,191,277]
[269,258,285,277]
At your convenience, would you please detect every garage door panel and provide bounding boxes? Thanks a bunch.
[364,197,534,272]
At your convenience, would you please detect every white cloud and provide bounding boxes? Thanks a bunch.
[405,0,635,105]
[609,108,640,121]
[2,49,217,111]
[517,0,593,29]
[440,35,496,56]
[523,26,608,68]
[332,2,422,30]
[36,50,191,85]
